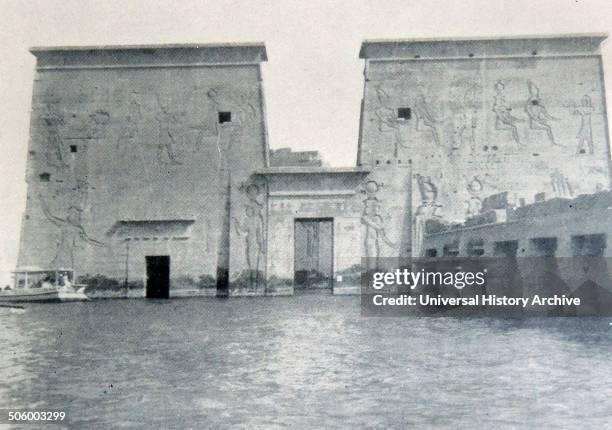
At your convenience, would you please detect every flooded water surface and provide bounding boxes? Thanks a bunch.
[1,296,612,428]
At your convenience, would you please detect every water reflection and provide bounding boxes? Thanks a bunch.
[0,297,611,428]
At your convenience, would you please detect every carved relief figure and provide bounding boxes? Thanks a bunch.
[235,88,259,125]
[39,194,104,267]
[361,181,396,262]
[373,86,404,156]
[492,81,522,145]
[233,183,265,289]
[415,174,442,216]
[155,95,182,165]
[525,80,558,146]
[451,85,479,151]
[413,174,442,256]
[414,95,441,146]
[234,206,264,285]
[573,95,595,155]
[550,169,573,198]
[42,103,68,167]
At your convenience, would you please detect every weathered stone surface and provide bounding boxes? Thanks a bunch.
[358,35,611,256]
[18,44,269,296]
[16,36,612,298]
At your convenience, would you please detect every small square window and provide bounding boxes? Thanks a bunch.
[218,112,232,124]
[39,173,51,182]
[70,145,77,153]
[397,107,412,120]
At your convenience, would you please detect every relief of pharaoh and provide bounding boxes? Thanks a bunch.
[39,194,104,268]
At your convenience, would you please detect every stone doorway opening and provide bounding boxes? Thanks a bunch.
[294,218,333,292]
[146,255,170,299]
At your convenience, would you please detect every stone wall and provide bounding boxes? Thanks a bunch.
[358,36,612,256]
[17,45,269,294]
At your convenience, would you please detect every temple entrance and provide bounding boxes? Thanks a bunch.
[294,218,333,292]
[146,255,170,299]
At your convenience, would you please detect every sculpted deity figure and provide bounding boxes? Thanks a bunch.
[362,198,396,260]
[525,80,558,146]
[573,95,595,155]
[451,85,479,151]
[233,184,265,289]
[155,95,182,165]
[361,181,396,267]
[234,206,264,272]
[413,174,443,256]
[415,174,441,215]
[492,80,522,145]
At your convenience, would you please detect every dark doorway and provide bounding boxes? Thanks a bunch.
[294,218,333,291]
[146,255,170,299]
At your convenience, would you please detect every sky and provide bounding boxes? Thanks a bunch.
[1,0,612,274]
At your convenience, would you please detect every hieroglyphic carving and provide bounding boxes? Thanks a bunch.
[525,80,559,146]
[39,194,104,267]
[550,169,573,198]
[492,80,522,145]
[573,95,595,155]
[361,180,396,263]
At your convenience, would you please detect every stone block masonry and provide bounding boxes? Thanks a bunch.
[18,44,269,296]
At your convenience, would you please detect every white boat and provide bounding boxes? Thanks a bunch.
[1,267,89,303]
[0,286,59,303]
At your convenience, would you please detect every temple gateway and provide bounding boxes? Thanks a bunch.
[17,35,612,297]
